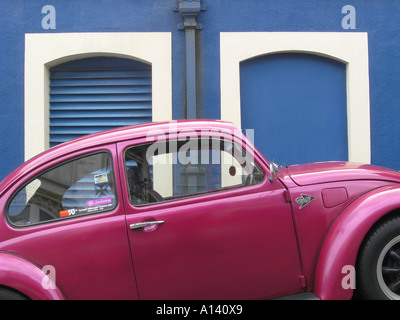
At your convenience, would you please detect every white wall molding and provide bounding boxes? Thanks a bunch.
[25,32,172,160]
[220,32,370,164]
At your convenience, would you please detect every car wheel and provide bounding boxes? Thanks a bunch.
[357,215,400,300]
[0,286,29,300]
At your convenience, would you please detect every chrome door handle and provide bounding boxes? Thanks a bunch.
[129,220,165,230]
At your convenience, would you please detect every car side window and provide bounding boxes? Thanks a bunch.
[124,137,264,206]
[7,152,117,227]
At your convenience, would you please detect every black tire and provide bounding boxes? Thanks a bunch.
[357,215,400,300]
[0,286,29,300]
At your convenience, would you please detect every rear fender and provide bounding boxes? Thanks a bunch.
[0,252,64,300]
[314,185,400,300]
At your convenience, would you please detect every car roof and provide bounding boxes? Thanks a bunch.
[0,120,239,196]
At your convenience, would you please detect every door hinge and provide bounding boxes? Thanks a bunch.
[284,190,292,202]
[299,275,307,288]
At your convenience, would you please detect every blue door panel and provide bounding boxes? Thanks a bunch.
[240,53,347,166]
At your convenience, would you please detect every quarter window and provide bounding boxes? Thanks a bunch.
[124,137,264,206]
[7,152,116,227]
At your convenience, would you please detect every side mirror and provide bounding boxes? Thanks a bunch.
[268,162,280,182]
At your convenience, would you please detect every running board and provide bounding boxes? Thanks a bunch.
[274,292,320,300]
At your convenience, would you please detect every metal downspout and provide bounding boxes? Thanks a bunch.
[175,0,205,119]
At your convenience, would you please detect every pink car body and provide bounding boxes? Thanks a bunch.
[0,120,400,300]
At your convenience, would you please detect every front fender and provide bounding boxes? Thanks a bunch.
[314,185,400,300]
[0,252,64,300]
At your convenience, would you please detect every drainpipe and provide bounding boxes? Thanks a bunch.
[175,0,205,119]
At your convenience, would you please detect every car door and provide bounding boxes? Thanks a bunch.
[118,134,303,300]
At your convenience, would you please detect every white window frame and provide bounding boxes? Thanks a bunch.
[25,32,172,161]
[220,32,371,164]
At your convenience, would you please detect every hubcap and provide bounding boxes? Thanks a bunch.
[377,235,400,300]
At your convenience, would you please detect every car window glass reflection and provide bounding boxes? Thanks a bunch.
[7,152,116,227]
[124,138,264,206]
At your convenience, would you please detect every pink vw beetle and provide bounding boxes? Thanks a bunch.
[0,120,400,300]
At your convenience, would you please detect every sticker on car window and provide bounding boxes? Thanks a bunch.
[94,173,108,184]
[87,197,112,208]
[59,209,77,217]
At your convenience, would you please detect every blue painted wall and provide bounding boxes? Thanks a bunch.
[0,0,400,179]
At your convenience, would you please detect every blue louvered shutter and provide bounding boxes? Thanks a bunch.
[49,57,152,147]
